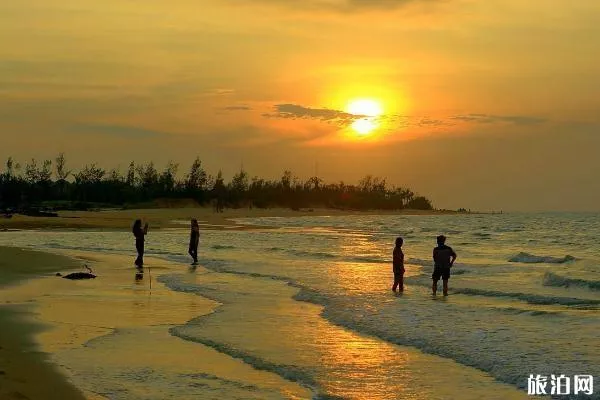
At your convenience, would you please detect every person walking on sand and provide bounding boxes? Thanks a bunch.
[132,219,149,267]
[392,237,405,292]
[432,235,457,296]
[189,219,200,264]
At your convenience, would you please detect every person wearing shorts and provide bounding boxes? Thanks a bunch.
[432,235,457,296]
[392,237,405,292]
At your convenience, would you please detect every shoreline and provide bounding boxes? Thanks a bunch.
[0,206,474,231]
[0,246,530,400]
[0,246,86,400]
[0,248,314,399]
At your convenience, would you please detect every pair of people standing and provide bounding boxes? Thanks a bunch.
[392,235,457,296]
[132,219,200,267]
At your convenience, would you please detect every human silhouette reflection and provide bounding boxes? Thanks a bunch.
[135,269,144,284]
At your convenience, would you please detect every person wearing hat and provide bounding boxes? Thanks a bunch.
[432,235,457,296]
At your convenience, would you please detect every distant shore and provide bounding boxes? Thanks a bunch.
[0,247,86,400]
[0,206,473,231]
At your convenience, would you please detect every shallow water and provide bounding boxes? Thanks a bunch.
[0,212,598,399]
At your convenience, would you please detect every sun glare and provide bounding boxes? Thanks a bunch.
[351,118,378,135]
[347,99,383,117]
[347,99,383,136]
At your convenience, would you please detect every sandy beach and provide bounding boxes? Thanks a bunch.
[0,206,462,231]
[0,247,86,400]
[0,249,313,399]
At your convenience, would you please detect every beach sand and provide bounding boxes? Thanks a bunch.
[0,206,461,231]
[0,249,312,399]
[0,247,86,400]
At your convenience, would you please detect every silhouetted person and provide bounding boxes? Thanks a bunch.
[392,237,405,292]
[189,219,200,264]
[432,235,457,296]
[132,219,149,267]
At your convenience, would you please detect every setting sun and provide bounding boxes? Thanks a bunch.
[347,99,383,117]
[347,99,383,135]
[351,118,378,135]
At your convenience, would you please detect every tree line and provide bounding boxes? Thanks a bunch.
[0,154,433,212]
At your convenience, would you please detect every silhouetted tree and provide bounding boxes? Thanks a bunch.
[406,196,433,210]
[212,170,226,212]
[0,154,434,211]
[73,164,105,202]
[55,153,70,181]
[126,162,136,187]
[228,167,249,207]
[159,161,179,196]
[185,157,207,202]
[24,159,39,185]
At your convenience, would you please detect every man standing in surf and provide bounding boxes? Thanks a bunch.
[392,237,405,292]
[432,235,457,296]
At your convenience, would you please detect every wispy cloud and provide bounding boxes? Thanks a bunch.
[68,124,168,138]
[451,113,546,126]
[211,88,235,96]
[263,103,365,125]
[228,0,440,13]
[263,103,547,129]
[222,105,252,111]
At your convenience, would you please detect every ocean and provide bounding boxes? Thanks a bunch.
[1,212,598,399]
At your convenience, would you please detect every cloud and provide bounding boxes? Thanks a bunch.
[228,0,439,13]
[222,105,252,111]
[263,103,365,125]
[67,124,169,138]
[263,104,547,130]
[210,88,235,96]
[451,113,546,126]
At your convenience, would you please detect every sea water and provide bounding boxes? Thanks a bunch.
[0,212,598,399]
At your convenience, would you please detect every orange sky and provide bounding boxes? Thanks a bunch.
[1,0,600,211]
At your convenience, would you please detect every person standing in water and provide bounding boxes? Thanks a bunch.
[189,219,200,264]
[432,235,457,296]
[132,219,149,267]
[392,237,405,292]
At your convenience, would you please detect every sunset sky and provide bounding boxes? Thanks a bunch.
[1,0,599,211]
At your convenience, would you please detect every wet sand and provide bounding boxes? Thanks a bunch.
[0,249,312,399]
[0,247,85,400]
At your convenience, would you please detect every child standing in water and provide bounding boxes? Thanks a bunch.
[392,237,404,292]
[132,219,149,267]
[189,219,200,264]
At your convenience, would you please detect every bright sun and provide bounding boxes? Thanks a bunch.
[347,99,383,117]
[347,99,383,135]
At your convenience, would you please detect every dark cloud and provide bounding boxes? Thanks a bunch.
[222,105,252,111]
[452,113,546,126]
[263,103,365,125]
[263,104,546,129]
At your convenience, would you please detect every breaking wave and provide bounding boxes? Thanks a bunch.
[265,247,385,264]
[211,244,236,250]
[451,287,600,306]
[508,252,577,264]
[169,329,318,389]
[543,272,600,291]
